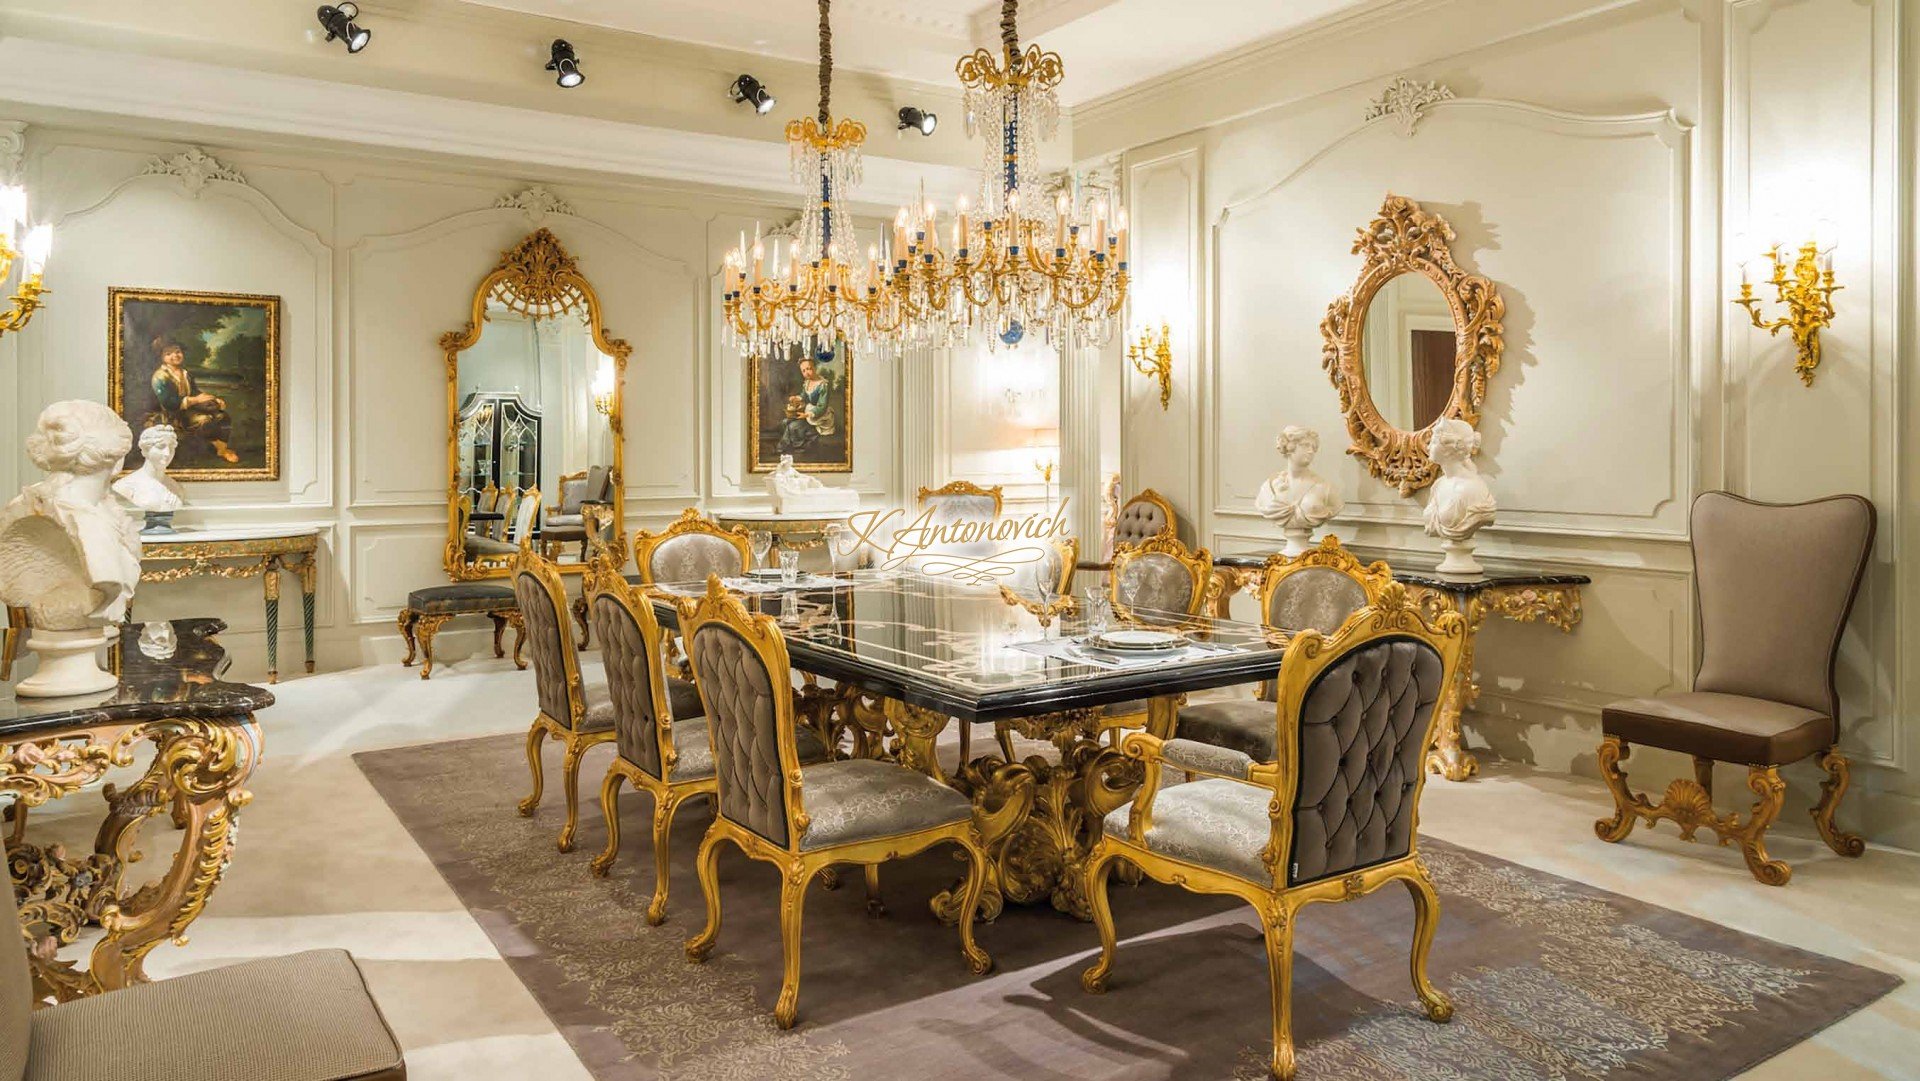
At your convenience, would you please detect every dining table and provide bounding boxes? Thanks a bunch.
[647,569,1288,921]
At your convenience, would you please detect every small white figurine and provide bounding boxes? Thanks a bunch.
[1422,418,1498,579]
[1255,426,1345,556]
[764,454,857,514]
[0,401,145,696]
[113,424,187,533]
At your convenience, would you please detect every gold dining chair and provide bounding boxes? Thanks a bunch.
[512,543,615,853]
[573,507,751,647]
[1093,534,1220,737]
[1083,486,1178,570]
[1082,584,1467,1080]
[916,479,1004,519]
[680,577,997,1029]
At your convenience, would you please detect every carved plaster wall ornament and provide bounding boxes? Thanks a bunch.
[1364,77,1456,136]
[112,424,187,534]
[0,121,26,184]
[0,401,143,696]
[141,147,249,195]
[494,185,578,221]
[1421,418,1497,580]
[765,454,857,514]
[1254,426,1344,556]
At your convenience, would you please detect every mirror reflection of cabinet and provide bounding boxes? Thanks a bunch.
[440,229,629,580]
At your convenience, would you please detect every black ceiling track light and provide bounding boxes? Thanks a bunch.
[897,106,937,135]
[316,3,371,53]
[729,74,777,115]
[546,39,584,87]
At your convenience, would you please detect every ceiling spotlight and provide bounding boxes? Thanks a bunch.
[729,74,777,115]
[546,39,584,88]
[316,3,370,53]
[898,107,938,136]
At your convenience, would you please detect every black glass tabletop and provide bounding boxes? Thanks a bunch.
[2,619,272,739]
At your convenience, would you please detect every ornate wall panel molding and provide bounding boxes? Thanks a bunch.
[494,185,577,220]
[1363,77,1455,135]
[141,146,249,195]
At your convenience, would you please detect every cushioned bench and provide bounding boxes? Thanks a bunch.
[397,583,525,680]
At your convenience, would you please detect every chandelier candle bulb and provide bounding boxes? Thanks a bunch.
[22,226,50,276]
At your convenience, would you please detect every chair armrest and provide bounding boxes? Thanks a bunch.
[1160,738,1253,781]
[1076,560,1113,572]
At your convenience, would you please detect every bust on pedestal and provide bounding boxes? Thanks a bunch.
[764,455,858,515]
[0,401,144,696]
[1421,418,1498,580]
[113,424,187,534]
[1254,426,1344,556]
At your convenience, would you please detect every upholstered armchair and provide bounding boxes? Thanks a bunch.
[1094,535,1218,734]
[3,876,407,1080]
[1595,492,1874,886]
[1083,487,1177,570]
[542,465,613,560]
[679,577,1002,1029]
[1175,536,1394,760]
[511,543,615,853]
[1082,584,1466,1081]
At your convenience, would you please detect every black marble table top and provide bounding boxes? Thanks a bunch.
[648,571,1286,723]
[1214,551,1589,594]
[1,619,272,740]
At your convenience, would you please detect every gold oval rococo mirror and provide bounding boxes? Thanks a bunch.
[1319,194,1505,494]
[441,229,629,580]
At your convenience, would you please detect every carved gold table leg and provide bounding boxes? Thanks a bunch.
[1414,583,1583,782]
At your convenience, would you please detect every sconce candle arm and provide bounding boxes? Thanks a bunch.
[1732,240,1841,387]
[1127,322,1173,410]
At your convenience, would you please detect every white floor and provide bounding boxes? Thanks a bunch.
[25,645,1920,1079]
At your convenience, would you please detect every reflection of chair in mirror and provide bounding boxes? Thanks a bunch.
[467,485,541,565]
[680,577,999,1029]
[1176,536,1394,763]
[511,544,614,853]
[542,464,613,561]
[1084,487,1177,570]
[1082,585,1466,1081]
[1595,492,1874,886]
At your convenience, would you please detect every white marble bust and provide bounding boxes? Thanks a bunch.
[113,424,187,529]
[765,454,857,514]
[1421,418,1498,578]
[1255,426,1345,556]
[0,400,145,696]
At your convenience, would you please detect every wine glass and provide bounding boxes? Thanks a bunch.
[823,522,850,574]
[1118,565,1140,624]
[1082,587,1110,638]
[749,530,773,571]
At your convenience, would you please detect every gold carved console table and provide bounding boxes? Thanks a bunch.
[3,619,266,1005]
[1214,554,1587,781]
[713,510,848,556]
[138,526,320,684]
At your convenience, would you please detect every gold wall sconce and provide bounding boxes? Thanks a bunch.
[1128,322,1172,409]
[0,185,52,339]
[1734,241,1840,387]
[590,356,616,415]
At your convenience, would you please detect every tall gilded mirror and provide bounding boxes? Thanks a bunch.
[441,229,628,580]
[1320,194,1505,494]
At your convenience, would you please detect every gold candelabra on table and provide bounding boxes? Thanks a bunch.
[1128,323,1172,409]
[1734,241,1839,387]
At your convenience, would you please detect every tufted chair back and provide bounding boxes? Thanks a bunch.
[1113,489,1176,549]
[2,875,26,1081]
[686,583,797,848]
[1284,635,1446,885]
[633,509,752,586]
[512,549,582,727]
[1691,492,1873,717]
[558,465,611,516]
[589,584,667,777]
[1110,536,1211,622]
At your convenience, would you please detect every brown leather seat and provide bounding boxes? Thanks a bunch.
[1602,692,1832,766]
[5,883,404,1081]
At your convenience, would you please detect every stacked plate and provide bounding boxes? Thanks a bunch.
[1087,628,1185,652]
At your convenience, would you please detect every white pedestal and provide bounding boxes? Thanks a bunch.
[1434,539,1485,581]
[14,626,118,697]
[1280,527,1314,558]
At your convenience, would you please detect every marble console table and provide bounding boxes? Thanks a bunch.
[138,525,320,683]
[1214,552,1588,781]
[714,509,849,558]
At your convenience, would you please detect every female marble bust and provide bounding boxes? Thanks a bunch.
[1422,418,1498,578]
[1255,426,1344,556]
[0,400,145,695]
[113,424,187,532]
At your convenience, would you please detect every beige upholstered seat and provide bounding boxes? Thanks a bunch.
[512,545,614,854]
[795,759,974,850]
[1082,585,1465,1081]
[5,879,405,1081]
[1596,492,1875,886]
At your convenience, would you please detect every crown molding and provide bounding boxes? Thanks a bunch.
[0,38,973,209]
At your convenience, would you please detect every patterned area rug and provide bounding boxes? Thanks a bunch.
[356,734,1898,1080]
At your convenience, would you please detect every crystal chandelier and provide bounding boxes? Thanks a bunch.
[722,0,880,359]
[0,184,51,339]
[881,0,1128,351]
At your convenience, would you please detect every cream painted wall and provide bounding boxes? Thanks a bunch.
[1,124,925,675]
[1096,0,1920,843]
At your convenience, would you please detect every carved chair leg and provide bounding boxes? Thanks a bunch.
[489,614,507,658]
[517,721,548,817]
[1262,906,1298,1081]
[414,615,451,680]
[1692,756,1714,798]
[684,830,726,962]
[557,736,589,853]
[647,791,686,926]
[1404,867,1452,1023]
[1080,847,1120,994]
[1593,736,1638,843]
[397,611,418,667]
[956,839,992,975]
[1811,748,1866,858]
[589,767,627,877]
[773,874,810,1029]
[572,597,591,651]
[507,612,527,670]
[864,864,885,918]
[1740,766,1792,887]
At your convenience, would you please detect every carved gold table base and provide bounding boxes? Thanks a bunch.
[1409,583,1583,781]
[140,534,319,683]
[3,716,262,1004]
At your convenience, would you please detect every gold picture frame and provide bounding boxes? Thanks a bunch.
[747,339,853,474]
[108,287,282,481]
